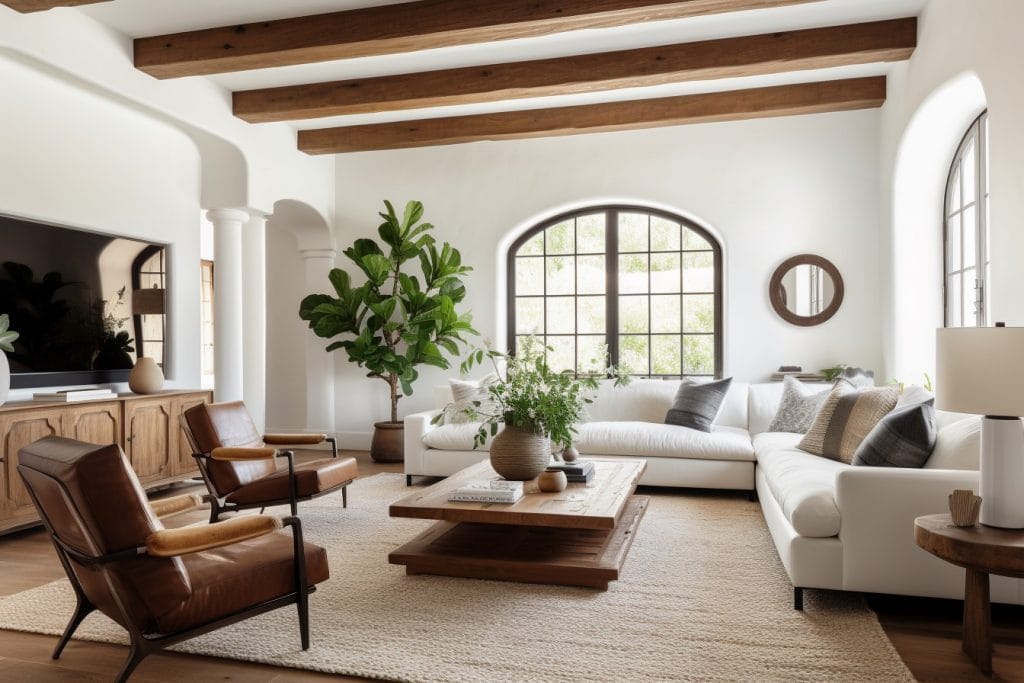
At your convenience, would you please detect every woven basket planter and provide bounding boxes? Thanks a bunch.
[489,426,551,480]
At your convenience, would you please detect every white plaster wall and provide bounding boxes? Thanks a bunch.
[265,227,310,430]
[325,110,884,444]
[0,57,202,394]
[879,0,1024,382]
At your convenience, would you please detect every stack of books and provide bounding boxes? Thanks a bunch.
[547,460,595,484]
[448,479,524,504]
[33,388,117,402]
[769,371,826,382]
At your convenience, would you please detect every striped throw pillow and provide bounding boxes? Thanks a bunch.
[798,380,899,463]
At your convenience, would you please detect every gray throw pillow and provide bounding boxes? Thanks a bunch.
[767,376,830,434]
[852,399,936,468]
[664,377,732,432]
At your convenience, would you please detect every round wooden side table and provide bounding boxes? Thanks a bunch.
[915,513,1024,675]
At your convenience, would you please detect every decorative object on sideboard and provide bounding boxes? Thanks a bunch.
[936,323,1024,528]
[948,489,982,527]
[769,254,844,327]
[769,366,827,382]
[128,356,164,394]
[299,200,478,463]
[458,336,629,481]
[537,467,568,493]
[0,313,18,407]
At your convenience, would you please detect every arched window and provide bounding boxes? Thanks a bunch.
[944,112,990,327]
[507,206,723,377]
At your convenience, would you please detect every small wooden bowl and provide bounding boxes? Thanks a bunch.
[537,468,568,493]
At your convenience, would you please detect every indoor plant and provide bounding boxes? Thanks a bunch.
[459,336,628,480]
[299,200,477,462]
[0,313,19,407]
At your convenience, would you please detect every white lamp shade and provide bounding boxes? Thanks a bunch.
[935,326,1024,416]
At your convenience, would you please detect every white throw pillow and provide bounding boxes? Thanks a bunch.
[925,415,981,470]
[443,373,497,424]
[895,384,933,409]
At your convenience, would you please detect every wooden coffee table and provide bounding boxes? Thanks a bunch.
[389,459,648,590]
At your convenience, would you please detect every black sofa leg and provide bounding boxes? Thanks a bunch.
[794,587,804,611]
[748,489,758,503]
[406,474,413,486]
[342,486,348,508]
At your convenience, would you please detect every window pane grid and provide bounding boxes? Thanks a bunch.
[944,112,989,328]
[510,207,720,378]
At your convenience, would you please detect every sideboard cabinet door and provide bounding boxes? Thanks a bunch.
[0,409,63,524]
[62,402,122,448]
[124,398,175,485]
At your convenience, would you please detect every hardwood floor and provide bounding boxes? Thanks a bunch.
[0,451,1021,681]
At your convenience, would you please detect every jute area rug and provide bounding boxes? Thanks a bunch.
[0,473,912,682]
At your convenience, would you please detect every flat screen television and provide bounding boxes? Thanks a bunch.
[0,214,168,389]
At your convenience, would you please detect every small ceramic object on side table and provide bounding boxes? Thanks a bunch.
[949,489,983,527]
[537,467,568,493]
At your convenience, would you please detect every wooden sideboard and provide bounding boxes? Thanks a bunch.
[0,389,212,534]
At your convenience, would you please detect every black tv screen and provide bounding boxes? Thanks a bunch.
[0,215,168,389]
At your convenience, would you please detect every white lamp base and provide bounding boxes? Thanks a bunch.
[980,416,1024,528]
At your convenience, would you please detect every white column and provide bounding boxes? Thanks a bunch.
[207,208,250,403]
[301,248,337,434]
[242,211,267,431]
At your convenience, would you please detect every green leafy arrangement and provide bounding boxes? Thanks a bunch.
[0,313,18,353]
[458,336,629,450]
[299,200,478,423]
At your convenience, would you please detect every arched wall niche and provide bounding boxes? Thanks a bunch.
[890,72,986,382]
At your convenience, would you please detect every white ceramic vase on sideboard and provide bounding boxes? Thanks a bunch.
[0,352,9,406]
[128,357,164,394]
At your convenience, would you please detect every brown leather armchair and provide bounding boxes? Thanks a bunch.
[181,401,358,522]
[17,436,329,682]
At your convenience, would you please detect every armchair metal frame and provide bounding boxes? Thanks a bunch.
[19,468,313,683]
[180,416,348,523]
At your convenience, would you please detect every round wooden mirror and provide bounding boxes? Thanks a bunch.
[769,254,844,327]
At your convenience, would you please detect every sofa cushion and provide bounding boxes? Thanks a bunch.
[925,415,981,470]
[754,435,844,538]
[852,400,936,468]
[767,376,830,434]
[575,422,754,462]
[665,377,732,432]
[582,378,748,428]
[423,423,500,451]
[798,381,899,463]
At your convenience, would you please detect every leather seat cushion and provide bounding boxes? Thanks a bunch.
[156,532,329,633]
[226,457,358,505]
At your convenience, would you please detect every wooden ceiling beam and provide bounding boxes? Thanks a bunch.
[134,0,816,79]
[297,76,887,154]
[235,18,915,122]
[1,0,107,11]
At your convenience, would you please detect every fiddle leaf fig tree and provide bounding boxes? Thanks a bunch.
[299,200,478,424]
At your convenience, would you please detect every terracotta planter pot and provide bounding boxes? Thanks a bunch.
[371,421,404,463]
[489,426,551,481]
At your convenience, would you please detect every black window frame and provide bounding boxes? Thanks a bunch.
[506,205,724,378]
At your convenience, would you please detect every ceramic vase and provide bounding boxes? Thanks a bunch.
[537,467,568,493]
[0,352,9,407]
[562,445,580,463]
[370,421,405,463]
[128,357,164,394]
[489,426,551,480]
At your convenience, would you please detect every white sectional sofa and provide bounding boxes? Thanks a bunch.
[404,379,1024,607]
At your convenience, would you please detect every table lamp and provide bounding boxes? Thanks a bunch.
[936,323,1024,528]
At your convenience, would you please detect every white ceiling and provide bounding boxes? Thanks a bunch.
[78,0,927,134]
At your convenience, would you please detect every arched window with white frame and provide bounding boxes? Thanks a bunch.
[944,112,990,327]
